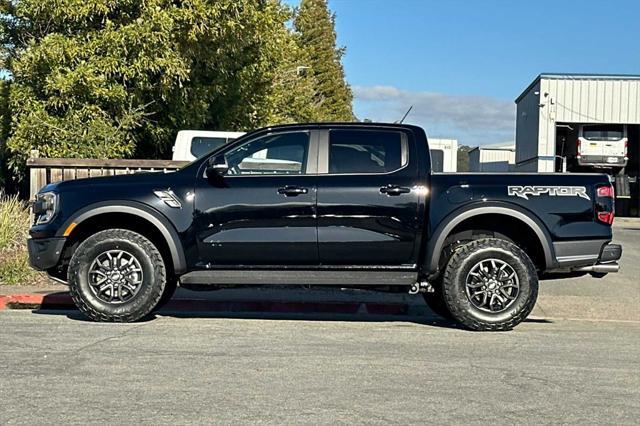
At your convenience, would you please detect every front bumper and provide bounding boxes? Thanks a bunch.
[27,237,66,271]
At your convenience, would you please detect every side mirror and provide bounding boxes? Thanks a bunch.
[206,155,229,178]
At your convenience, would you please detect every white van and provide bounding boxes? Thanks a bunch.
[172,130,245,162]
[577,124,628,169]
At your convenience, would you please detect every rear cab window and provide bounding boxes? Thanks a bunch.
[327,129,408,174]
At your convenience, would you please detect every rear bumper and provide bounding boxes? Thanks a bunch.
[578,155,626,167]
[551,240,622,274]
[27,237,66,271]
[573,244,622,273]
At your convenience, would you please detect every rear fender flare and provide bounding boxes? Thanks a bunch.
[424,204,555,274]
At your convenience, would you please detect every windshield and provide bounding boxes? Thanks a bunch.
[582,125,624,141]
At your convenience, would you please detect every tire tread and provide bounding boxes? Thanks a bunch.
[68,229,166,322]
[442,238,538,331]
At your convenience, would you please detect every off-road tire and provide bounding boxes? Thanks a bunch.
[68,229,166,322]
[155,278,178,310]
[422,278,453,320]
[442,238,538,331]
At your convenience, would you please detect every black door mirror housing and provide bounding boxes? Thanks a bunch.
[206,155,229,178]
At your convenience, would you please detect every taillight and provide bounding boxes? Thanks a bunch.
[596,185,614,198]
[576,139,581,159]
[597,211,615,225]
[624,139,628,161]
[596,184,615,225]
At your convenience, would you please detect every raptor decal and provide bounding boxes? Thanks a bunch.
[507,185,590,201]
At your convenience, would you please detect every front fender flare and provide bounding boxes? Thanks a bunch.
[57,201,187,274]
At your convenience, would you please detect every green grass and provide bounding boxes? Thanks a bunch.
[0,192,46,286]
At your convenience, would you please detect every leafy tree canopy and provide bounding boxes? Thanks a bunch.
[294,0,353,121]
[0,0,352,175]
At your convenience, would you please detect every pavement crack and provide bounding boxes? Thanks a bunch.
[71,322,150,354]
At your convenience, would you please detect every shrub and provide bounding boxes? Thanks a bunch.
[0,192,47,286]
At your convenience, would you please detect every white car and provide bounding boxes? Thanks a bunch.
[172,130,245,162]
[577,124,628,170]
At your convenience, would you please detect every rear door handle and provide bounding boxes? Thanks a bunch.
[278,186,308,196]
[380,185,411,196]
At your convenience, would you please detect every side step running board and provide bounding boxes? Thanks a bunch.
[180,270,418,286]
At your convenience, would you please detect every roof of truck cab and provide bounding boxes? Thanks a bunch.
[257,122,424,132]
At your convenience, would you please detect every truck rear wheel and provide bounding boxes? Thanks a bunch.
[441,238,538,331]
[68,229,166,322]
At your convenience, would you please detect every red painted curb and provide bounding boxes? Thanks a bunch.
[0,292,411,316]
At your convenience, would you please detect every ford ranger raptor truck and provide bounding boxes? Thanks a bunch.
[28,123,622,330]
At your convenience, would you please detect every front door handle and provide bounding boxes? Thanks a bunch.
[380,185,411,196]
[278,186,308,196]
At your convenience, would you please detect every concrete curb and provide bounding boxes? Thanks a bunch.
[0,291,424,316]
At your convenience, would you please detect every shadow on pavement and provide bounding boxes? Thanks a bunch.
[27,286,553,330]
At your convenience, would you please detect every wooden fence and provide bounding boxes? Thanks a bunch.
[27,152,189,199]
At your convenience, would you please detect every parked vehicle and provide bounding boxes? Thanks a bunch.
[28,123,622,330]
[172,130,245,161]
[577,124,628,170]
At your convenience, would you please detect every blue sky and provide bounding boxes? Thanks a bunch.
[288,0,640,146]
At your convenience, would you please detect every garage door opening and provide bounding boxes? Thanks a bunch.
[555,123,640,217]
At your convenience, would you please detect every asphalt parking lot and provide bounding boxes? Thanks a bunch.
[0,221,638,424]
[1,311,638,425]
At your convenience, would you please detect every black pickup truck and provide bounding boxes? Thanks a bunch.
[28,123,622,330]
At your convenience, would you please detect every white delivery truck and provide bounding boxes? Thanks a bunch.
[172,130,245,161]
[577,124,628,171]
[428,138,458,172]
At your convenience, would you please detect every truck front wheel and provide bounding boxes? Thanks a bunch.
[68,229,166,322]
[442,238,538,331]
[422,278,453,320]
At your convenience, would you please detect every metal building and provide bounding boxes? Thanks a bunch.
[428,138,458,172]
[514,73,640,216]
[469,142,515,172]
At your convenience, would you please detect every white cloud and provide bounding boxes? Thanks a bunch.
[353,85,516,146]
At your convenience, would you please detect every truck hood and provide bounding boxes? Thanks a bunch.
[40,170,181,194]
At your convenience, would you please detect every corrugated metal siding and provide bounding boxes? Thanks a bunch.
[515,81,541,165]
[477,149,515,172]
[548,77,640,124]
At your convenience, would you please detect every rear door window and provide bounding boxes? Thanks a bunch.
[582,125,624,141]
[328,129,407,174]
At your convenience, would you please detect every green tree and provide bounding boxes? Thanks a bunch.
[294,0,353,121]
[457,145,472,172]
[267,31,325,124]
[0,0,314,173]
[0,80,10,189]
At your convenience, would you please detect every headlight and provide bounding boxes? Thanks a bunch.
[33,192,58,225]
